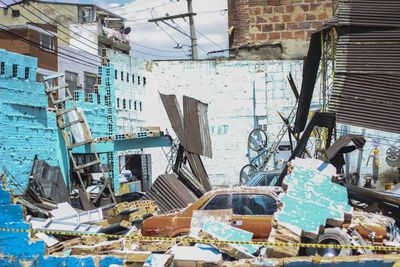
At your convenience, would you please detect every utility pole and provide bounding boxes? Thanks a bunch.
[148,0,198,60]
[186,0,198,60]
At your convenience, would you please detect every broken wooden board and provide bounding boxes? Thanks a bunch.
[70,240,123,255]
[267,223,301,258]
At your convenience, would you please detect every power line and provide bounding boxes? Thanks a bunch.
[39,1,183,55]
[5,0,101,63]
[7,0,182,59]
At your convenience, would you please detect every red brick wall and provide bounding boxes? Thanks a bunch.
[228,0,333,48]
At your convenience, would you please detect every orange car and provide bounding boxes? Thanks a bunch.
[141,187,281,240]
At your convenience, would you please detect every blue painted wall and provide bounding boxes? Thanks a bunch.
[0,49,67,193]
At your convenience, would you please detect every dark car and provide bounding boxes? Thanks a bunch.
[245,171,280,187]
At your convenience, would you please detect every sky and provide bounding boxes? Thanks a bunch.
[1,0,228,60]
[101,0,229,60]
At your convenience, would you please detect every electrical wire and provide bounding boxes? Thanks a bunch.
[6,0,183,59]
[38,1,183,54]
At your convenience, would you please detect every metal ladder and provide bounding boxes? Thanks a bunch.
[259,104,298,170]
[44,73,115,206]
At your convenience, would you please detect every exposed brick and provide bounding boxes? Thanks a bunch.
[256,16,267,23]
[310,3,320,10]
[283,14,292,22]
[249,7,262,15]
[263,6,274,14]
[300,4,310,11]
[285,5,294,13]
[270,16,281,23]
[306,13,317,21]
[293,30,305,39]
[274,6,285,13]
[256,33,268,40]
[268,32,281,40]
[286,23,299,30]
[274,23,286,31]
[267,0,282,6]
[262,24,274,32]
[305,0,315,3]
[298,21,311,29]
[295,13,305,22]
[311,21,324,29]
[282,31,293,39]
[318,12,329,20]
[324,2,333,8]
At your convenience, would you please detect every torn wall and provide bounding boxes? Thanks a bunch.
[0,49,67,193]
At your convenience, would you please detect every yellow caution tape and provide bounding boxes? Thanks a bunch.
[1,227,399,252]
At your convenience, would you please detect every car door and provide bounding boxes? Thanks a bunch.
[231,193,277,240]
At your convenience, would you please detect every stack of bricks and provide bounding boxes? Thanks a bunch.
[228,0,333,46]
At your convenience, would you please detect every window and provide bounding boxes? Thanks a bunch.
[138,75,141,85]
[139,102,142,111]
[143,77,146,86]
[78,6,94,23]
[65,71,79,92]
[117,98,120,108]
[24,67,29,80]
[84,72,96,100]
[134,101,137,110]
[131,74,134,84]
[129,100,132,109]
[12,64,17,78]
[0,62,5,75]
[115,69,117,80]
[232,194,277,215]
[12,10,20,17]
[127,73,129,82]
[39,33,54,51]
[203,194,231,210]
[121,71,124,81]
[123,99,126,109]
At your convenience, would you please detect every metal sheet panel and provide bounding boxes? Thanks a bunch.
[142,174,198,213]
[338,0,400,27]
[159,93,186,147]
[183,95,212,158]
[329,0,400,133]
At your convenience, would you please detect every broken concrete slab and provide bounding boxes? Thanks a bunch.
[170,245,222,267]
[143,253,173,267]
[190,209,232,239]
[275,158,353,237]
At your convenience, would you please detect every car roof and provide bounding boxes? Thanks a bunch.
[205,186,281,196]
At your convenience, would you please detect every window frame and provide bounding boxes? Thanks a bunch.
[202,194,232,211]
[39,33,54,51]
[231,193,277,216]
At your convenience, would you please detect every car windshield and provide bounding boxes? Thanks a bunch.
[245,172,279,187]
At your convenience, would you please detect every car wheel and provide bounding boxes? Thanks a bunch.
[305,228,352,257]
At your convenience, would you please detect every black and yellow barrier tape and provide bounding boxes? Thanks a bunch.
[1,227,399,252]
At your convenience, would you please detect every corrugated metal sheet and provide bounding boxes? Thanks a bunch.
[338,0,400,27]
[329,0,400,133]
[183,96,212,158]
[142,174,198,213]
[185,152,212,191]
[159,93,186,147]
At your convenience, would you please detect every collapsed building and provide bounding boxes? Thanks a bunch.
[0,0,400,266]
